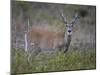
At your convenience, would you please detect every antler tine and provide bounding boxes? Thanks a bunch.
[71,13,78,26]
[59,9,67,24]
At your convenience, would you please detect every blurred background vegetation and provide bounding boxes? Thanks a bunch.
[11,0,96,74]
[11,1,96,49]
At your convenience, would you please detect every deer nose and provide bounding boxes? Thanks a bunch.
[68,30,71,32]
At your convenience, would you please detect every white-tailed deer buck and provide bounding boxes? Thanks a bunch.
[24,10,78,55]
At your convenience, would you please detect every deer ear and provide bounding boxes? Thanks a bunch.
[59,9,67,24]
[70,13,78,26]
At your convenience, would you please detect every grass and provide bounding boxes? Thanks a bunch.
[11,48,96,74]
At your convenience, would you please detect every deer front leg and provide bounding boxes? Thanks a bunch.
[64,35,72,53]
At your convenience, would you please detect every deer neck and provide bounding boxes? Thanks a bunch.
[64,28,72,44]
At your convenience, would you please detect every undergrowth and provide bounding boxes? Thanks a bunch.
[11,48,96,74]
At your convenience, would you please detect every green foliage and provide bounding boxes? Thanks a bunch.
[11,48,96,74]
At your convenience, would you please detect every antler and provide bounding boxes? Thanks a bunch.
[59,9,67,24]
[70,13,78,26]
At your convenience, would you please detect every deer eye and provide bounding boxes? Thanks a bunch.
[66,24,69,27]
[65,25,68,27]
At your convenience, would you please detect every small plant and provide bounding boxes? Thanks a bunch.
[11,48,96,74]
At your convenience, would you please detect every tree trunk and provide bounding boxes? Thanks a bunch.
[24,18,30,52]
[14,23,18,50]
[25,32,28,52]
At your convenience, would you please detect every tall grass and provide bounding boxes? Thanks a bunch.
[11,48,96,74]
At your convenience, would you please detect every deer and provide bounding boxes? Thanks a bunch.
[24,10,79,63]
[24,10,79,62]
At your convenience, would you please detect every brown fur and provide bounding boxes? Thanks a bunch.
[27,26,65,51]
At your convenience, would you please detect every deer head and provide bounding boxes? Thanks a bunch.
[60,10,78,35]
